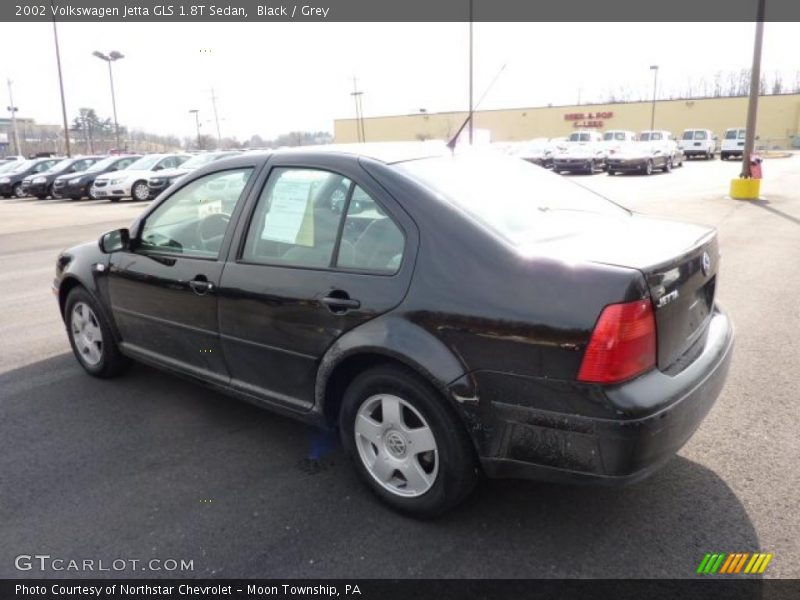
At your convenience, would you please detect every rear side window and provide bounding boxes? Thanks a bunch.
[336,186,405,274]
[242,168,352,269]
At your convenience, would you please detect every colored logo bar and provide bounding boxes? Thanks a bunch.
[696,552,773,574]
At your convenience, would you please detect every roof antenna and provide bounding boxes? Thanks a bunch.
[446,63,507,151]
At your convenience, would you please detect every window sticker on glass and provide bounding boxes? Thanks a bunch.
[261,177,315,246]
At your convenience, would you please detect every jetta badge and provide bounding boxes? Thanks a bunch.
[701,251,712,276]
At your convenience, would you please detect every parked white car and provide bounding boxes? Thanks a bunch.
[720,127,747,161]
[91,153,190,201]
[514,137,556,168]
[679,129,717,160]
[639,130,684,168]
[553,131,607,174]
[601,130,637,159]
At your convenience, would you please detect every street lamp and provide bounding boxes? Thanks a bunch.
[188,109,201,149]
[6,79,22,156]
[93,50,124,149]
[649,65,659,131]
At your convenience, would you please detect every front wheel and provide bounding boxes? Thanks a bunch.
[13,183,25,198]
[131,181,150,201]
[65,287,130,378]
[663,157,673,173]
[340,364,478,517]
[645,160,654,175]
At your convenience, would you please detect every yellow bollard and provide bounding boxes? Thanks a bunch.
[730,178,761,200]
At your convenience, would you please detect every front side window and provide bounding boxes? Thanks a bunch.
[138,168,252,258]
[242,168,351,269]
[336,186,405,274]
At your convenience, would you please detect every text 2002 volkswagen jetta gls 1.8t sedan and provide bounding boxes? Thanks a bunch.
[53,143,734,517]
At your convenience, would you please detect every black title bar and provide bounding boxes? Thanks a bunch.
[4,0,800,22]
[4,579,800,600]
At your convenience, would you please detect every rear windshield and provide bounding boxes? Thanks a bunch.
[683,131,708,140]
[603,132,628,141]
[569,132,591,142]
[726,129,746,140]
[395,152,628,245]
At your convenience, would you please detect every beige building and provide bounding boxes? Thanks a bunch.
[334,93,800,149]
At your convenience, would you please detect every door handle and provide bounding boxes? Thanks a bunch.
[188,278,214,295]
[321,292,361,313]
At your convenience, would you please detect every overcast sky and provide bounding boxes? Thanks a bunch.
[2,21,799,141]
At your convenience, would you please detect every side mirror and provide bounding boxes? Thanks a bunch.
[99,228,130,253]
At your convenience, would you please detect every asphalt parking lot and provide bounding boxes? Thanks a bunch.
[1,156,798,578]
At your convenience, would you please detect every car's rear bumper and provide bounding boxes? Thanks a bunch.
[553,160,595,172]
[474,306,734,485]
[607,160,649,172]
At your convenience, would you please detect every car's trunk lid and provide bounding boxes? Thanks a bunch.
[519,212,719,371]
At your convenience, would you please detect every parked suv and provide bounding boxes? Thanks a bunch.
[679,129,717,160]
[721,128,747,160]
[0,157,62,198]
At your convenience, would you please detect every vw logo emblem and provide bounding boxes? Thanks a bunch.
[385,431,407,458]
[701,251,712,276]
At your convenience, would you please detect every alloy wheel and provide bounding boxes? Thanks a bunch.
[70,302,104,366]
[354,393,439,498]
[133,182,149,201]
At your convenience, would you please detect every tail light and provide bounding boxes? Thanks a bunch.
[578,298,657,384]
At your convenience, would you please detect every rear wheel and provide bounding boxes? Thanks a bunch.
[608,170,616,176]
[645,160,654,175]
[340,364,478,517]
[65,287,130,378]
[663,157,673,173]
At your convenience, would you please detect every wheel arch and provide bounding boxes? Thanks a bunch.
[315,317,469,429]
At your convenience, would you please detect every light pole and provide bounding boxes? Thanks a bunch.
[50,1,71,157]
[93,50,124,149]
[6,79,22,156]
[741,0,765,178]
[649,65,659,131]
[468,0,474,144]
[189,109,201,149]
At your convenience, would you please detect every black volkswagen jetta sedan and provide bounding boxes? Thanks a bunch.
[53,143,734,516]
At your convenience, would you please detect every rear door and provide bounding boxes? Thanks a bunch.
[217,155,418,408]
[107,165,257,382]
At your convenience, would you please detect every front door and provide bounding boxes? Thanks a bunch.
[218,161,416,408]
[108,166,255,382]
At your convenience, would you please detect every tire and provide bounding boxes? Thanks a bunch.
[608,170,616,176]
[13,183,24,198]
[663,158,673,173]
[645,160,654,175]
[721,153,728,161]
[339,364,478,517]
[132,181,149,201]
[109,198,119,203]
[64,287,130,378]
[70,196,82,201]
